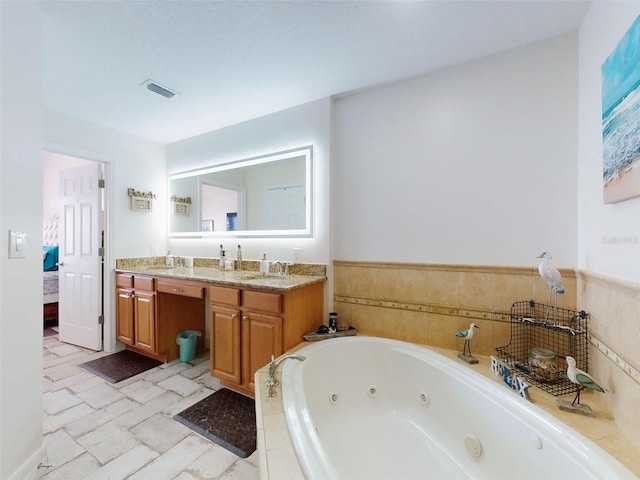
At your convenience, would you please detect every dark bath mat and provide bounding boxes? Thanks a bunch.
[43,327,58,337]
[79,349,162,383]
[174,388,256,458]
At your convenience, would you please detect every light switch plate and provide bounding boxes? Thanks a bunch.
[9,230,27,258]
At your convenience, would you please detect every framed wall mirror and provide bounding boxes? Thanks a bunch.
[169,145,313,238]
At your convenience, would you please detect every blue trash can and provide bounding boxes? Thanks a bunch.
[176,330,200,362]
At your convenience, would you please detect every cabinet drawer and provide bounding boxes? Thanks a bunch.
[243,290,282,314]
[157,280,204,299]
[133,276,155,291]
[209,286,241,306]
[116,273,133,288]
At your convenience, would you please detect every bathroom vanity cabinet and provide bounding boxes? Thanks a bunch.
[116,273,206,362]
[116,274,157,354]
[210,283,322,396]
[115,264,325,396]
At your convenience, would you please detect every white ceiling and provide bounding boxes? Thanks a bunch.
[39,1,591,145]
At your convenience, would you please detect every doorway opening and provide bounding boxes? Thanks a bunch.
[43,151,106,351]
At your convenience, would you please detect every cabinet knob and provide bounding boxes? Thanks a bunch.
[172,288,184,293]
[231,313,238,319]
[242,315,249,321]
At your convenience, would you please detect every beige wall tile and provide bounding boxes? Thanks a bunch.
[383,310,429,345]
[459,272,494,310]
[426,270,459,306]
[428,314,461,351]
[579,272,640,453]
[558,275,577,309]
[494,273,534,312]
[350,304,385,338]
[346,305,428,345]
[580,274,640,371]
[350,265,378,298]
[331,302,353,328]
[372,267,428,303]
[591,347,640,452]
[333,265,351,296]
[465,318,493,357]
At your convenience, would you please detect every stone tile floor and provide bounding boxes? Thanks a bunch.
[42,332,258,480]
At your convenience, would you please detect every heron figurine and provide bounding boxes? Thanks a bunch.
[565,356,605,406]
[537,252,564,323]
[455,323,479,363]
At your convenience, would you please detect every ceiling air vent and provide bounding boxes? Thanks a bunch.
[143,80,176,99]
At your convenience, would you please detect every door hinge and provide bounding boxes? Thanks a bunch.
[98,315,104,325]
[98,247,105,257]
[98,179,105,189]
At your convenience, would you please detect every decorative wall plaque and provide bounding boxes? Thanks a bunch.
[128,188,156,212]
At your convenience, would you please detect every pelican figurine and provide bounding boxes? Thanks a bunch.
[537,252,564,323]
[455,323,479,358]
[566,356,604,406]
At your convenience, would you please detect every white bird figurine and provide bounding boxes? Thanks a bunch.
[455,323,479,357]
[537,252,564,323]
[565,356,604,406]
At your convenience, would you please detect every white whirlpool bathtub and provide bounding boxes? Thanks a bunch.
[281,337,636,480]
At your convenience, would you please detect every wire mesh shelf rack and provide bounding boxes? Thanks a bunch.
[495,300,589,396]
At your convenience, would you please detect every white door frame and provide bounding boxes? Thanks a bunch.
[44,143,117,353]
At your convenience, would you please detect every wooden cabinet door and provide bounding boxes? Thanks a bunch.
[134,291,156,354]
[243,311,283,392]
[116,288,134,345]
[211,304,242,385]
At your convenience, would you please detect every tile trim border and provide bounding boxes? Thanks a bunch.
[336,294,640,387]
[576,269,640,298]
[333,294,511,322]
[334,259,576,277]
[590,334,640,387]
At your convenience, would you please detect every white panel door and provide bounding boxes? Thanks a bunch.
[58,163,103,350]
[266,185,305,229]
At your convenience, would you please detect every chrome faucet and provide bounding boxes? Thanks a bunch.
[273,261,289,276]
[265,353,305,397]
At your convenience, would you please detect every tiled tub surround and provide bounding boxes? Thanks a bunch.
[577,270,640,452]
[333,260,578,357]
[255,344,640,479]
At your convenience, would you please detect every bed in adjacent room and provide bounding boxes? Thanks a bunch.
[43,214,59,324]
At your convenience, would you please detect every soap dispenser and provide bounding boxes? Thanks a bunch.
[260,253,270,275]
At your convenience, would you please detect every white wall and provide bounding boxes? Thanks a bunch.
[332,33,579,268]
[44,110,168,260]
[43,151,93,222]
[578,3,640,283]
[166,98,331,268]
[0,3,46,478]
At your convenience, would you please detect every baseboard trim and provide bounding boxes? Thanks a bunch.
[8,444,47,480]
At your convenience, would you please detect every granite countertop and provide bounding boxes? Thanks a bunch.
[115,265,325,292]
